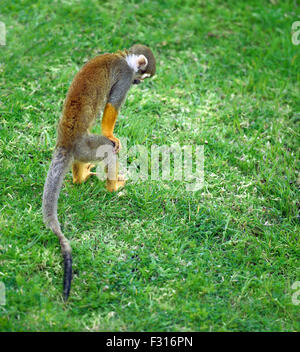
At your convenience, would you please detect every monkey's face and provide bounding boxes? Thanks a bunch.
[128,44,156,85]
[133,71,151,85]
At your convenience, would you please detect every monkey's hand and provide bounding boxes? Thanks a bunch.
[107,135,121,153]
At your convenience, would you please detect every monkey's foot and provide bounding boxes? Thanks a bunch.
[72,162,96,184]
[106,175,126,192]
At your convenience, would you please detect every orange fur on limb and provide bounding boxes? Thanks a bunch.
[101,103,121,152]
[102,103,118,137]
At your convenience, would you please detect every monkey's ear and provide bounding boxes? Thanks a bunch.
[137,55,148,70]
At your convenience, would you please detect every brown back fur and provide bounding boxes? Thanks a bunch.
[56,53,124,149]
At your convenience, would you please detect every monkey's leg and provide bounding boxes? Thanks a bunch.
[73,134,125,191]
[104,161,126,192]
[72,161,96,184]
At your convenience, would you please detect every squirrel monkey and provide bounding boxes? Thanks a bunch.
[42,44,156,300]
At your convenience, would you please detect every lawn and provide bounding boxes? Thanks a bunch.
[0,0,299,331]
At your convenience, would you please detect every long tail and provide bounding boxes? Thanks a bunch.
[42,147,73,301]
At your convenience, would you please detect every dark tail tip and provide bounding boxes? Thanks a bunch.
[63,252,72,301]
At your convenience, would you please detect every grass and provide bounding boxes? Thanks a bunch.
[0,0,299,331]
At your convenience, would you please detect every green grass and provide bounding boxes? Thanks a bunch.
[0,0,299,331]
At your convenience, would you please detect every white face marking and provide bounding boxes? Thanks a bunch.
[126,54,139,72]
[126,54,148,73]
[141,73,151,79]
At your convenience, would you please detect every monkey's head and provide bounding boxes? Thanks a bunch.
[128,44,156,84]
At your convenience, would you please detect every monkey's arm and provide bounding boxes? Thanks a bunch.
[101,68,132,152]
[101,103,120,151]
